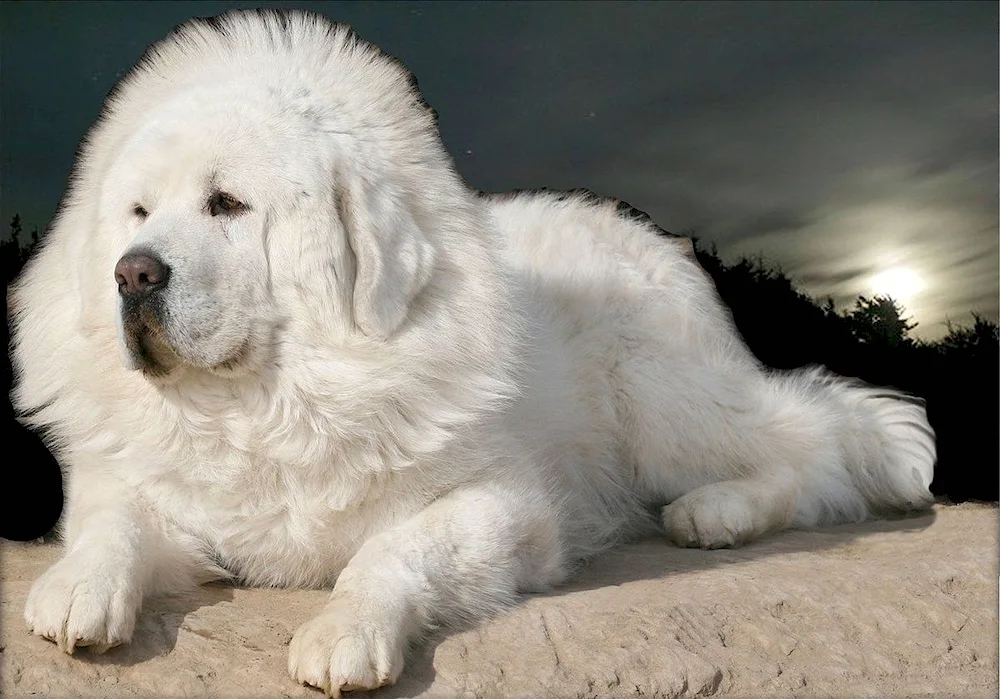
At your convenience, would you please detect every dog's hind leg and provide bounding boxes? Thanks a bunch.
[661,472,800,549]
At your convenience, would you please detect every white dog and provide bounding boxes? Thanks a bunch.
[10,9,935,696]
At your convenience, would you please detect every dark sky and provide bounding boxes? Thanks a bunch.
[2,1,997,339]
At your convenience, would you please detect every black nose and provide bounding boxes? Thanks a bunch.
[115,253,170,296]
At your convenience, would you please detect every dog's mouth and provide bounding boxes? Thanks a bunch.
[122,306,179,377]
[122,305,254,378]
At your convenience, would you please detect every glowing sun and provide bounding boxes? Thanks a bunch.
[870,267,925,305]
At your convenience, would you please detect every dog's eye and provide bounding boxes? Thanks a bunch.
[132,204,149,220]
[209,192,247,217]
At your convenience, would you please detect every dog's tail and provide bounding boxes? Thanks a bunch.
[776,366,936,527]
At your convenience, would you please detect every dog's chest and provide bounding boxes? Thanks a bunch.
[151,440,390,587]
[136,391,435,587]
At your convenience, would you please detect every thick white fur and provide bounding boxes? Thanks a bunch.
[10,10,935,696]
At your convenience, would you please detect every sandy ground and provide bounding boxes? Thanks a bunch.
[2,502,996,699]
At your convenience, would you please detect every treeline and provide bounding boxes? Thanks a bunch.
[3,215,62,540]
[1,215,997,537]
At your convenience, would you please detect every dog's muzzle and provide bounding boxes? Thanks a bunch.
[116,251,175,374]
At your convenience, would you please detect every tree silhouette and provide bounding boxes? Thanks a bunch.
[847,295,918,349]
[939,313,1000,358]
[9,213,22,245]
[2,214,29,287]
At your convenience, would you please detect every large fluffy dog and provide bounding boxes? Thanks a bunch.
[11,9,935,696]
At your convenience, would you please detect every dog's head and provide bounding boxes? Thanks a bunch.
[97,13,448,380]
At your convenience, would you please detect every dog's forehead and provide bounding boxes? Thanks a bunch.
[116,87,324,188]
[140,88,288,147]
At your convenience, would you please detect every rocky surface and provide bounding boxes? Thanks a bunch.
[2,502,996,698]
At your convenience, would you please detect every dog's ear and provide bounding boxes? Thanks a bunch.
[339,176,436,339]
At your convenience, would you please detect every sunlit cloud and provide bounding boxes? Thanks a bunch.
[720,184,997,339]
[869,268,925,307]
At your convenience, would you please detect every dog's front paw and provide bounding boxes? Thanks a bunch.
[288,593,406,697]
[24,552,142,654]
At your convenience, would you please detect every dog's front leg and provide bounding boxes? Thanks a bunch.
[24,467,202,654]
[288,483,567,696]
